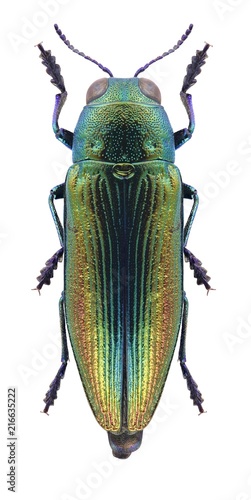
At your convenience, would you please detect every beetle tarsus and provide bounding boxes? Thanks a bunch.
[180,361,205,414]
[34,247,64,292]
[42,361,67,413]
[37,42,66,93]
[184,247,212,293]
[182,42,210,94]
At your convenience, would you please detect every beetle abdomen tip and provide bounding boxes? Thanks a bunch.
[108,430,143,459]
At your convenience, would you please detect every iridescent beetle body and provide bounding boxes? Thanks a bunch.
[35,25,212,458]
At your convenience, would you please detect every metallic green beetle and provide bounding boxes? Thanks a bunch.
[35,24,212,458]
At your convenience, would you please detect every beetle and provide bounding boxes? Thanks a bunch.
[35,23,212,458]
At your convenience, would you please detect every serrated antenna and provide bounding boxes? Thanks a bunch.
[134,24,193,77]
[54,24,113,77]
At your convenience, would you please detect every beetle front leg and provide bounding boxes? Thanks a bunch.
[183,183,212,293]
[52,93,73,149]
[179,293,204,414]
[42,292,69,414]
[174,43,210,149]
[34,184,65,292]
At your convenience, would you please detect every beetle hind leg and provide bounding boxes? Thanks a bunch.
[42,292,69,414]
[179,293,205,414]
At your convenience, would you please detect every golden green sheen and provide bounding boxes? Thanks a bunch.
[64,160,183,432]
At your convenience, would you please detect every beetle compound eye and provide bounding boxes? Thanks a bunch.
[138,78,161,103]
[86,78,108,103]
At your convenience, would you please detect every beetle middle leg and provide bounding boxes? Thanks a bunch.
[36,185,69,412]
[42,292,69,414]
[183,183,212,293]
[179,292,204,414]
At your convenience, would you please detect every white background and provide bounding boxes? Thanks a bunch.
[1,1,251,499]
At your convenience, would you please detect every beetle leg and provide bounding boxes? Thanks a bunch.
[174,43,210,149]
[184,248,212,294]
[37,43,73,149]
[174,96,193,149]
[42,292,69,414]
[34,247,63,293]
[183,183,198,246]
[33,184,65,292]
[183,184,213,293]
[49,183,65,246]
[179,293,204,414]
[53,92,73,149]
